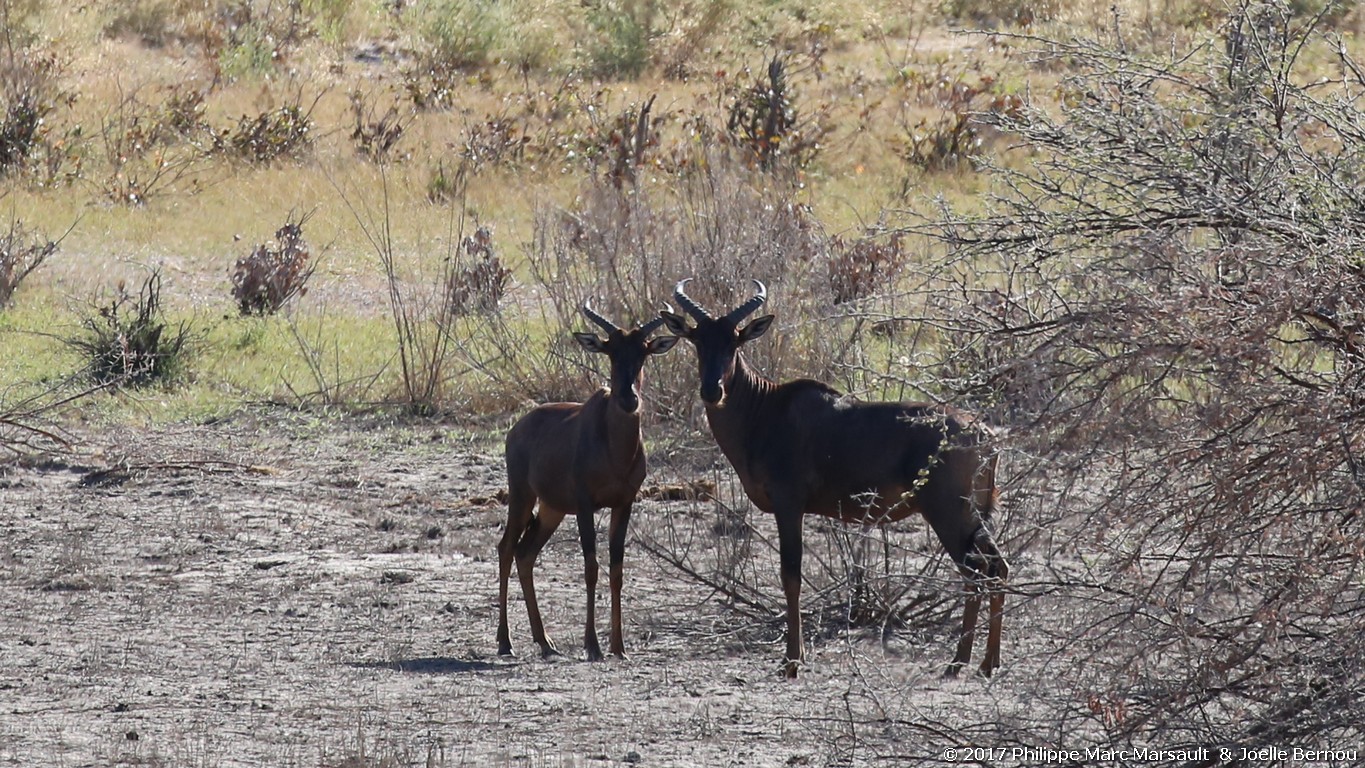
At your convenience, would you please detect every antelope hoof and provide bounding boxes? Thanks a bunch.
[497,643,514,657]
[538,642,560,659]
[783,659,801,680]
[978,659,999,678]
[585,645,604,662]
[944,661,965,678]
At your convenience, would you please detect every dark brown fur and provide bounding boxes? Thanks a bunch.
[662,281,1008,678]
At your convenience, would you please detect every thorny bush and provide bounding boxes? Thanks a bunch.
[912,1,1365,756]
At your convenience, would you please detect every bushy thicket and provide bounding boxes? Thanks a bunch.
[911,0,1364,754]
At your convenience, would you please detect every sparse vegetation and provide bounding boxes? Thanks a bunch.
[2,0,1364,763]
[348,90,408,163]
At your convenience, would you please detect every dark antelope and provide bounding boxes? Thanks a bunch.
[497,306,678,661]
[661,280,1008,678]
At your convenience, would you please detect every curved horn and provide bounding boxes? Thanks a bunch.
[673,279,713,322]
[581,302,622,334]
[638,315,666,336]
[724,279,767,324]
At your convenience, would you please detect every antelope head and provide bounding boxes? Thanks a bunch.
[575,304,678,414]
[659,279,774,406]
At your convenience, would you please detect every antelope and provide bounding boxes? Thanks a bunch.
[497,305,678,661]
[661,279,1009,678]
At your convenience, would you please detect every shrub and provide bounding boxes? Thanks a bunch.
[96,84,213,205]
[445,225,511,316]
[944,0,1058,27]
[420,0,504,70]
[726,55,825,172]
[102,0,207,47]
[464,153,847,418]
[67,270,192,387]
[584,0,658,79]
[214,0,309,81]
[598,95,658,189]
[303,0,354,43]
[219,92,320,164]
[827,232,904,305]
[658,0,731,80]
[401,62,461,112]
[231,213,316,316]
[0,216,58,309]
[349,90,408,163]
[426,160,464,203]
[919,2,1365,751]
[896,67,1021,174]
[0,50,69,178]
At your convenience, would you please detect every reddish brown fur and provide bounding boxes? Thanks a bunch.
[496,312,676,661]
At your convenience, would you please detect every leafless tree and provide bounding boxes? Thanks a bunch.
[909,0,1364,756]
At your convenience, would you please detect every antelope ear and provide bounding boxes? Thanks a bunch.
[738,314,775,343]
[574,332,607,353]
[659,311,692,337]
[646,335,680,355]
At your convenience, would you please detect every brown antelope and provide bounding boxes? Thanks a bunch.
[661,279,1008,678]
[497,305,678,661]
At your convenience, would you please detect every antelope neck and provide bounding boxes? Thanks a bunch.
[603,388,644,463]
[704,355,775,468]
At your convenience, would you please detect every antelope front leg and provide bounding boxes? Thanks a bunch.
[946,580,981,677]
[577,506,603,661]
[775,508,806,679]
[607,504,633,658]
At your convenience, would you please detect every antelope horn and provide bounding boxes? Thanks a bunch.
[638,315,666,336]
[673,279,713,322]
[581,302,622,334]
[724,279,767,323]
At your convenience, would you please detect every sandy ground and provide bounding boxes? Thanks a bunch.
[1,413,1035,767]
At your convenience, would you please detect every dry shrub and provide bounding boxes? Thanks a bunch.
[459,115,530,170]
[725,55,826,172]
[448,152,876,422]
[401,61,462,113]
[231,213,316,316]
[913,2,1365,754]
[897,65,1021,174]
[827,231,905,305]
[0,49,77,182]
[657,0,731,80]
[0,216,58,309]
[96,83,214,205]
[598,94,658,189]
[67,270,192,387]
[218,91,320,164]
[444,225,510,316]
[349,90,408,163]
[946,0,1059,27]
